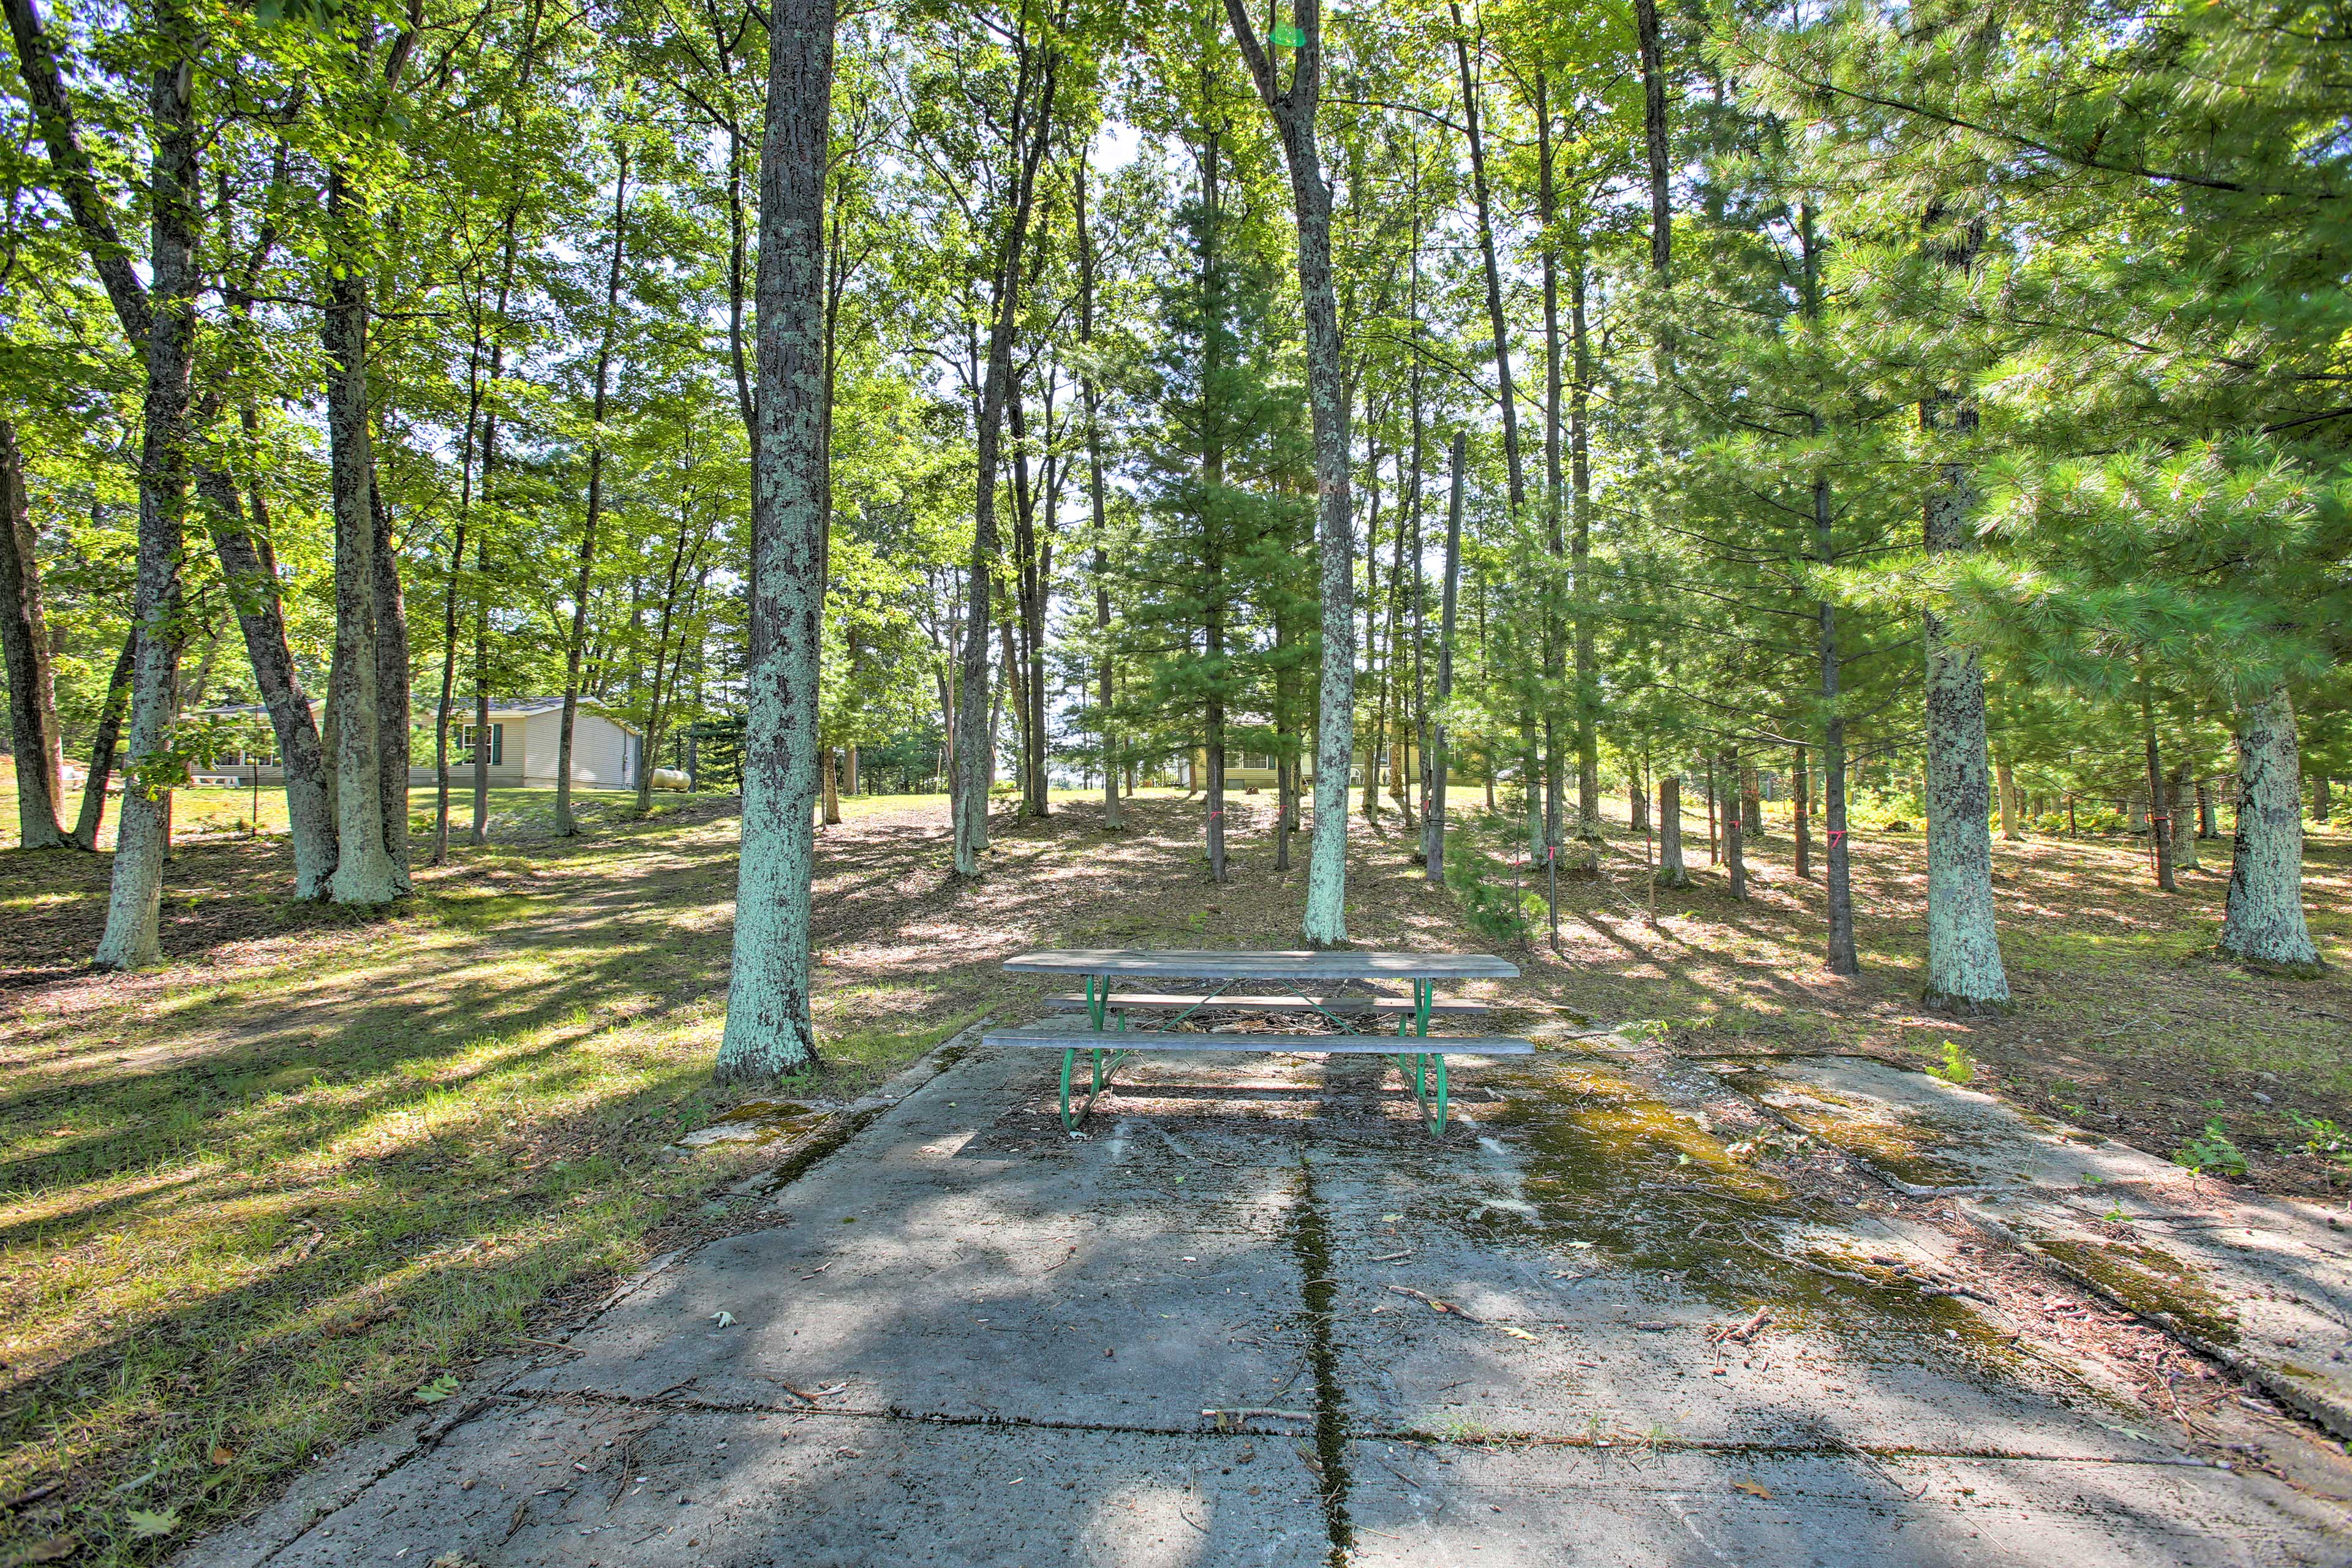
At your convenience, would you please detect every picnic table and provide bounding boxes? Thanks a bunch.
[982,948,1532,1136]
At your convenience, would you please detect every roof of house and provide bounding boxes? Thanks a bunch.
[197,696,635,729]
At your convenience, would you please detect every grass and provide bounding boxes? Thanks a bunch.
[0,796,1008,1565]
[0,776,2346,1563]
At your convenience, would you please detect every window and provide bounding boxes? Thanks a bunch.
[456,723,503,765]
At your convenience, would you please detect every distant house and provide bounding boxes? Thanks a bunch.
[1191,747,1479,792]
[196,697,644,791]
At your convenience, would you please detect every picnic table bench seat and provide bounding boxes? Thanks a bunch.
[987,1028,1534,1056]
[1043,992,1491,1018]
[992,948,1528,1136]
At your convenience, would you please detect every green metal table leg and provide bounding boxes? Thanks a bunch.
[1059,1048,1079,1132]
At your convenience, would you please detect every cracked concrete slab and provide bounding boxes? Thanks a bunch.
[1344,1441,2343,1566]
[182,1042,2352,1568]
[1714,1054,2352,1436]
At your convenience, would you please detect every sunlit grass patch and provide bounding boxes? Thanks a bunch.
[0,809,973,1566]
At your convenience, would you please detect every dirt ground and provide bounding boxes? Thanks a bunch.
[5,790,2348,1193]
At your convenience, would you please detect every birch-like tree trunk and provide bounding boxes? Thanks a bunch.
[716,0,833,1082]
[2218,685,2320,968]
[1227,0,1354,944]
[7,0,194,956]
[91,0,200,963]
[0,418,66,848]
[321,162,399,907]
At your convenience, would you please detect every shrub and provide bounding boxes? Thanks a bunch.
[1926,1041,1975,1084]
[2175,1120,2248,1177]
[1442,846,1538,944]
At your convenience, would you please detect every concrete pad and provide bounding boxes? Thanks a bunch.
[1344,1441,2345,1566]
[1710,1055,2182,1192]
[181,1042,2352,1568]
[1302,1061,2169,1458]
[513,1049,1313,1428]
[1713,1055,2352,1436]
[234,1407,1329,1568]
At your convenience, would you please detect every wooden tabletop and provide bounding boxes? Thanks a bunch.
[1001,948,1520,982]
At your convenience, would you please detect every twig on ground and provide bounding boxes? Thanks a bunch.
[1386,1283,1477,1319]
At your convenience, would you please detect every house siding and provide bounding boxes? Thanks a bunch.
[560,714,634,789]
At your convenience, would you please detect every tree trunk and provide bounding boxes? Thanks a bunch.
[1657,773,1690,885]
[2171,763,2201,872]
[2140,690,2176,892]
[1740,761,1762,838]
[1425,429,1465,881]
[2197,778,2216,840]
[1921,464,2010,1009]
[1996,754,2021,840]
[1632,0,1672,277]
[1723,750,1747,900]
[199,427,334,892]
[92,4,200,967]
[1801,208,1856,973]
[952,32,1057,877]
[1705,753,1718,864]
[1227,0,1354,944]
[1793,744,1812,880]
[72,628,135,850]
[1076,153,1121,832]
[0,417,66,848]
[2219,685,2319,967]
[559,150,630,838]
[716,0,833,1082]
[2310,774,2329,825]
[371,473,411,891]
[311,164,402,908]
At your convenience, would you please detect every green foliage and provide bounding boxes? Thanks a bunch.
[2288,1112,2352,1169]
[1442,846,1539,944]
[1926,1041,1975,1085]
[2175,1120,2248,1178]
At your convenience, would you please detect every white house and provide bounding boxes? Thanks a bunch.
[198,697,643,791]
[418,697,643,790]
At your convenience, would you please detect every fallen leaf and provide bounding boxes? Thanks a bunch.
[1732,1479,1773,1500]
[125,1507,181,1539]
[1498,1325,1538,1342]
[210,1446,235,1467]
[711,1311,736,1329]
[15,1537,74,1564]
[413,1373,461,1404]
